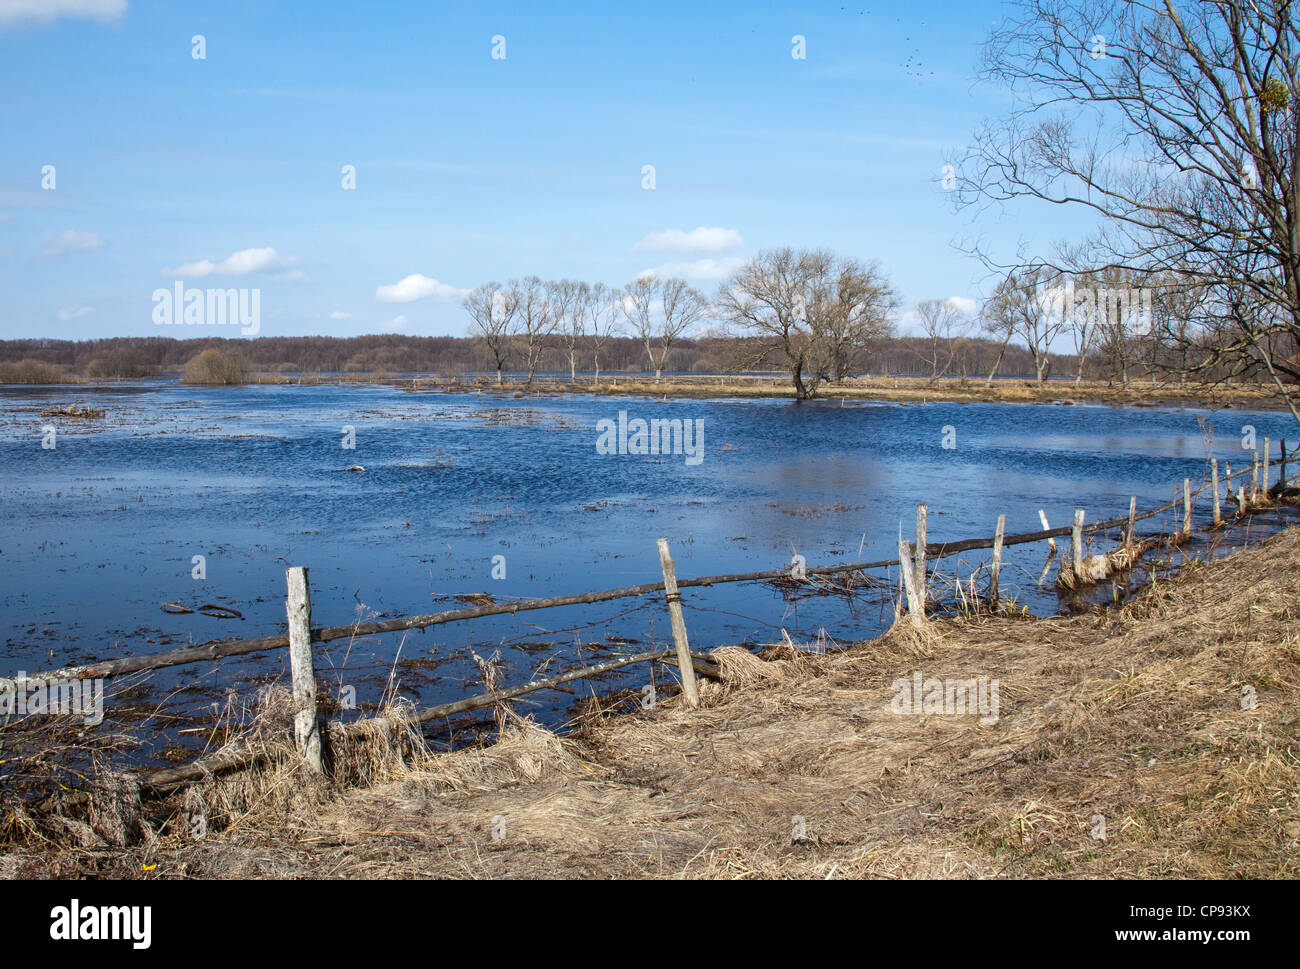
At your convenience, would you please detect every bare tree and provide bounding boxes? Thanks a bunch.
[915,298,967,384]
[981,276,1019,388]
[582,282,623,383]
[818,258,898,382]
[982,267,1067,384]
[511,276,555,387]
[621,276,706,379]
[549,279,584,383]
[463,282,515,385]
[954,0,1300,424]
[716,248,897,399]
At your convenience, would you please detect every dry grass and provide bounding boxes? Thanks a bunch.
[404,372,1287,410]
[7,528,1300,879]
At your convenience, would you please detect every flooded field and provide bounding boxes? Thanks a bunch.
[2,381,1296,760]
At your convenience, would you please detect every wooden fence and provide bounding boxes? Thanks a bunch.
[13,444,1297,797]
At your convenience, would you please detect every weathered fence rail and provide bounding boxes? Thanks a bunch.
[13,445,1298,796]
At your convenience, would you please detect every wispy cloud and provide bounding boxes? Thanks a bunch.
[633,227,744,254]
[0,0,126,29]
[374,274,467,303]
[163,246,287,278]
[56,305,95,320]
[38,229,106,260]
[328,310,351,320]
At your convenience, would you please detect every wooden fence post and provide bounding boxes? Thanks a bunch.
[1252,451,1260,500]
[990,514,1006,602]
[1183,478,1192,535]
[1211,460,1221,525]
[1038,509,1057,553]
[285,566,323,775]
[1127,496,1137,545]
[1237,486,1247,517]
[898,540,924,628]
[1072,510,1085,578]
[1263,438,1271,495]
[656,539,700,708]
[914,504,928,613]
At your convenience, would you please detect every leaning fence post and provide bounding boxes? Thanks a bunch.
[914,503,928,613]
[285,566,323,775]
[1038,509,1057,554]
[898,540,925,628]
[655,539,700,708]
[1211,460,1221,525]
[1183,478,1192,535]
[1072,510,1085,578]
[1127,496,1137,545]
[990,514,1006,603]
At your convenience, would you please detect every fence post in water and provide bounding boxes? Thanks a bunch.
[1038,509,1057,554]
[285,566,323,775]
[915,504,928,613]
[1252,452,1260,500]
[1211,460,1221,525]
[655,539,700,708]
[990,514,1006,603]
[1072,510,1085,578]
[1183,478,1192,536]
[1237,486,1247,517]
[898,540,925,628]
[1127,496,1137,545]
[1263,438,1271,495]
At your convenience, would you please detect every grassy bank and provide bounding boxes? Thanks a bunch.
[8,525,1298,879]
[423,373,1289,411]
[21,369,1293,411]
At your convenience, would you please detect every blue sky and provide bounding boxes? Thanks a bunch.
[0,0,1069,340]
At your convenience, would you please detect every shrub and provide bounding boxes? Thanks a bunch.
[85,352,158,379]
[0,359,67,384]
[181,348,248,385]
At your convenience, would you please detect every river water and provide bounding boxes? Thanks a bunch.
[2,382,1296,756]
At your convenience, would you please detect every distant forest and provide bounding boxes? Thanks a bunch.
[0,333,1077,381]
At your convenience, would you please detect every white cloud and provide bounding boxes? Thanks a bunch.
[273,268,310,284]
[633,227,744,254]
[57,305,95,320]
[637,257,745,282]
[329,310,351,320]
[38,229,106,260]
[381,314,408,331]
[946,296,978,315]
[0,0,126,28]
[374,273,468,303]
[164,246,284,278]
